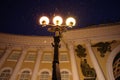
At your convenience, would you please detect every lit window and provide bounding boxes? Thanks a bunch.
[19,70,31,80]
[42,53,52,62]
[0,69,11,80]
[61,71,69,80]
[60,53,69,62]
[8,50,21,61]
[40,71,49,80]
[25,52,36,62]
[0,49,5,59]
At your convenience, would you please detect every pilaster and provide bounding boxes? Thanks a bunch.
[31,48,43,80]
[9,46,28,80]
[0,45,13,69]
[85,40,106,80]
[68,42,80,80]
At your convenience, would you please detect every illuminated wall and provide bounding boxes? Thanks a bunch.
[0,23,120,80]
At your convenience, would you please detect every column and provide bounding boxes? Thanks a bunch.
[85,40,106,80]
[68,42,80,80]
[31,49,43,80]
[9,47,28,80]
[0,46,12,69]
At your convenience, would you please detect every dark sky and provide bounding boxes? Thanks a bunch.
[0,0,120,36]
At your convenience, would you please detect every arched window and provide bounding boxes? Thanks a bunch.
[19,70,31,80]
[61,71,69,80]
[107,45,120,80]
[0,69,11,80]
[40,71,49,80]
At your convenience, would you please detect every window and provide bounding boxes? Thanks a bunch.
[118,64,120,67]
[61,71,69,80]
[0,49,5,59]
[60,53,69,62]
[40,71,49,80]
[8,50,21,61]
[25,52,36,62]
[0,69,11,80]
[19,70,31,80]
[42,53,52,62]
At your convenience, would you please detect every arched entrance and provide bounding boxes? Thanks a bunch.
[113,52,120,80]
[106,45,120,80]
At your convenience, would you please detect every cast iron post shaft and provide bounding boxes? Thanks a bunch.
[52,28,61,80]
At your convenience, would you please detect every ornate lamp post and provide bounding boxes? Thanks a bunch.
[39,15,76,80]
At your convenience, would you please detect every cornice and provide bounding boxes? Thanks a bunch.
[0,23,120,46]
[0,33,53,46]
[62,24,120,43]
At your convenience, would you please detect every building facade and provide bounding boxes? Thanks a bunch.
[0,23,120,80]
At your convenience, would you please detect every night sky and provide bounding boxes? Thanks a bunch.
[0,0,120,36]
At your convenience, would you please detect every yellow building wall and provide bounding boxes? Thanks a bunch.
[92,40,120,80]
[0,24,120,80]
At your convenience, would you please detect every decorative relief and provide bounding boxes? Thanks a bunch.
[81,59,96,80]
[75,44,96,79]
[75,44,86,58]
[92,40,116,57]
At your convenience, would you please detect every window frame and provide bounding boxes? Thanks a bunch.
[42,52,52,63]
[40,71,50,80]
[60,52,69,63]
[0,67,12,80]
[19,68,32,80]
[24,51,37,62]
[7,50,21,61]
[61,71,69,80]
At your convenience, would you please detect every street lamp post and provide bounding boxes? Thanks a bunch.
[39,15,76,80]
